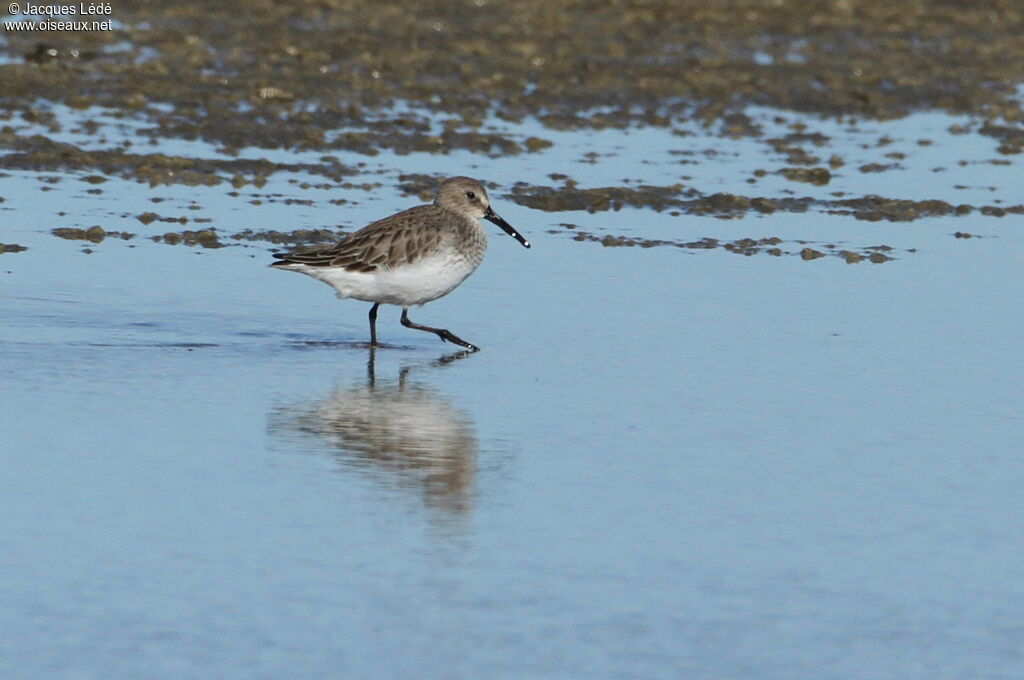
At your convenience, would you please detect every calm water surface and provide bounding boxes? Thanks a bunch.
[2,108,1023,679]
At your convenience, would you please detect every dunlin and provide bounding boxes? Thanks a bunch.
[271,176,529,351]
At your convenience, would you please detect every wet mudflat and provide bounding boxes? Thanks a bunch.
[3,2,1024,679]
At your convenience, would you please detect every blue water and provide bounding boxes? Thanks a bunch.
[2,107,1023,679]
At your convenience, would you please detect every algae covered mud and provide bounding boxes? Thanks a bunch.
[3,3,1024,680]
[3,0,1023,137]
[1,0,1022,260]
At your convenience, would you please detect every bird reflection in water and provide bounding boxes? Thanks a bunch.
[272,348,479,515]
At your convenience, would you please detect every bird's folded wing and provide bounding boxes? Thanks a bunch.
[272,206,443,273]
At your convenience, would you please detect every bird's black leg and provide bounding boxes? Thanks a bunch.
[368,302,380,346]
[400,309,479,351]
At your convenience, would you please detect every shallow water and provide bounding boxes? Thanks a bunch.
[2,106,1023,679]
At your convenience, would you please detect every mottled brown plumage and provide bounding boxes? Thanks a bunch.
[273,205,447,273]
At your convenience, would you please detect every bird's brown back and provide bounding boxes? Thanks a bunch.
[272,205,449,273]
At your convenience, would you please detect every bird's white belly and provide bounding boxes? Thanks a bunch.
[287,254,481,307]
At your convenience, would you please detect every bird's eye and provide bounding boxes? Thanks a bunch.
[465,191,476,200]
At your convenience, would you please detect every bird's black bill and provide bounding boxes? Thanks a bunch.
[484,206,530,248]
